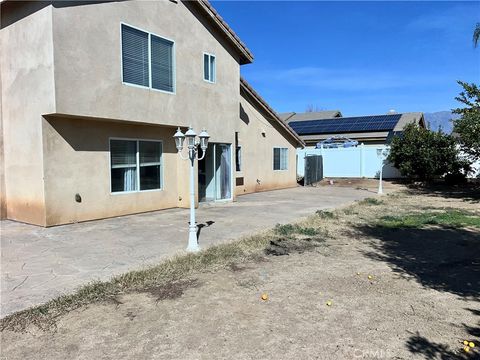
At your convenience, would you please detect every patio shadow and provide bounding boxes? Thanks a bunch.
[197,221,215,240]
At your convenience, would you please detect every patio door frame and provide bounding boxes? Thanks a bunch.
[199,142,233,203]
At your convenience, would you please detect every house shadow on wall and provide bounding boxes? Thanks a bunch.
[239,103,250,125]
[44,115,178,155]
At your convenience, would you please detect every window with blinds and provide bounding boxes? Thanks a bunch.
[121,25,149,87]
[121,24,175,93]
[110,139,163,193]
[203,53,216,83]
[151,35,174,92]
[273,148,288,171]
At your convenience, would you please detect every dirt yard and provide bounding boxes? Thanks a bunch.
[1,184,479,359]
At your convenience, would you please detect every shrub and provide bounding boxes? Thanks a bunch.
[388,123,470,182]
[452,81,480,161]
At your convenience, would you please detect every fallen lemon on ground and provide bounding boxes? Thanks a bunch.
[261,293,268,301]
[464,340,469,345]
[368,275,373,280]
[464,346,470,352]
[326,300,332,306]
[357,272,360,275]
[469,342,475,348]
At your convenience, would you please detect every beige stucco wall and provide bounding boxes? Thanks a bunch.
[0,55,5,220]
[51,0,240,142]
[235,96,298,196]
[42,116,182,226]
[0,1,299,226]
[0,5,55,226]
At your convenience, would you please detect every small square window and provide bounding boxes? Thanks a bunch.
[203,53,216,83]
[273,148,288,171]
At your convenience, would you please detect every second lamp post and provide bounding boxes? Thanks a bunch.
[376,147,389,195]
[174,126,210,252]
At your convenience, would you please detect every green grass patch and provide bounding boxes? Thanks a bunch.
[274,223,318,236]
[342,208,358,215]
[359,197,384,206]
[379,210,480,229]
[315,210,337,219]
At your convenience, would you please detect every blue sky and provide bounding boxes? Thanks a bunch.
[212,1,480,116]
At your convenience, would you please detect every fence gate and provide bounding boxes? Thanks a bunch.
[304,155,323,185]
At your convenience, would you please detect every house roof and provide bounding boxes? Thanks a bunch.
[240,78,305,147]
[278,112,296,122]
[194,0,253,64]
[279,110,343,123]
[392,112,425,131]
[289,112,425,140]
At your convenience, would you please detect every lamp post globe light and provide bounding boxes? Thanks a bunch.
[173,126,209,252]
[376,147,389,195]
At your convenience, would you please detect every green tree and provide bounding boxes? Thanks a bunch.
[452,81,480,160]
[388,123,469,182]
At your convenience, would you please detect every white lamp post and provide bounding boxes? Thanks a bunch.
[174,126,209,252]
[376,147,389,195]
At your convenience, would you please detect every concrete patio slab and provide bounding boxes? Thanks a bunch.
[1,185,374,317]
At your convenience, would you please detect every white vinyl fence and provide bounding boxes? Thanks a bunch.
[297,144,401,179]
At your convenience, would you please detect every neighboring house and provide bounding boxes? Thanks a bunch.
[279,110,343,123]
[288,112,425,147]
[0,0,303,226]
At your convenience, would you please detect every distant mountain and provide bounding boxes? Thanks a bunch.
[424,111,460,134]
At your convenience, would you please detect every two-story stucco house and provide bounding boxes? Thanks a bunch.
[0,0,303,227]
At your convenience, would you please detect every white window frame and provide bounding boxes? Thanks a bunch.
[120,22,176,95]
[273,147,288,171]
[203,52,216,83]
[109,137,164,194]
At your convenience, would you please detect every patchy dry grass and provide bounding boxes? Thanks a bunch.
[0,232,275,332]
[273,223,319,236]
[379,210,480,229]
[315,209,337,219]
[2,185,480,359]
[3,185,477,336]
[0,211,337,332]
[358,197,384,206]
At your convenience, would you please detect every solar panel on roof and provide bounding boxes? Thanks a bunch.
[289,114,402,135]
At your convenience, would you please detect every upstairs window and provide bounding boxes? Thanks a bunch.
[273,148,288,171]
[121,25,149,87]
[203,53,216,83]
[121,24,175,93]
[151,35,174,92]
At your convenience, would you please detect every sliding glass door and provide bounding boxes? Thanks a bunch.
[198,143,232,202]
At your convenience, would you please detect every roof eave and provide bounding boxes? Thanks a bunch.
[240,78,305,147]
[194,0,254,64]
